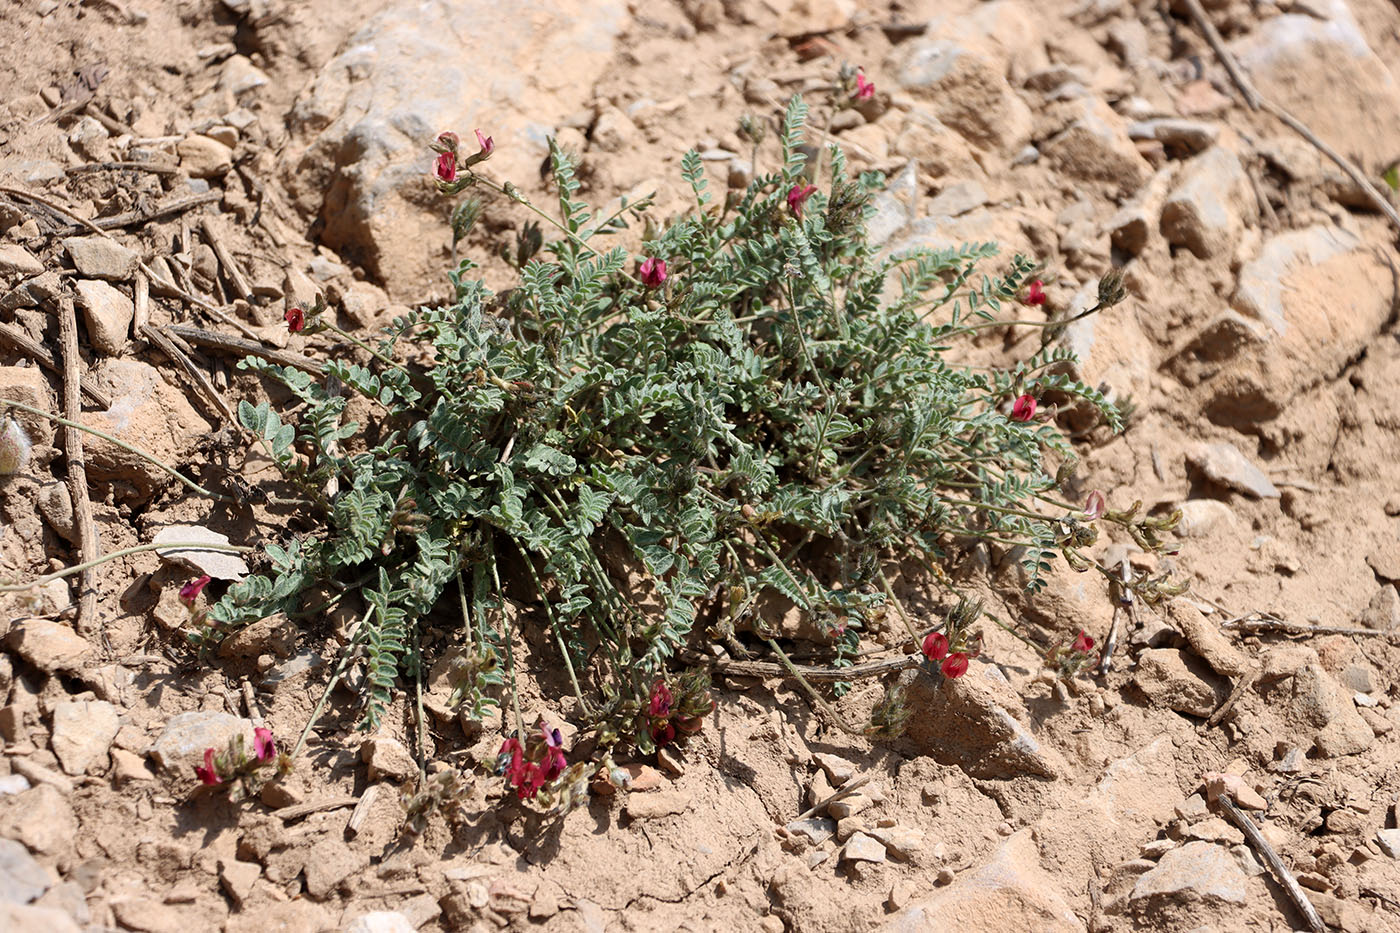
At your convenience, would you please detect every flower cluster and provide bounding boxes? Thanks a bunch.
[430,129,494,192]
[643,673,714,749]
[497,722,568,800]
[193,728,284,800]
[1044,629,1099,682]
[921,598,984,679]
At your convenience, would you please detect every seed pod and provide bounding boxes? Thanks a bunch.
[0,418,32,475]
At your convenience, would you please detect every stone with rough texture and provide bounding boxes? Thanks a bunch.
[4,620,91,673]
[1168,601,1248,677]
[0,366,56,446]
[897,39,1032,153]
[1129,841,1247,905]
[0,785,75,856]
[360,736,416,783]
[0,838,51,905]
[0,245,44,277]
[886,830,1082,932]
[177,135,233,178]
[345,911,416,933]
[1159,146,1254,259]
[1133,649,1224,717]
[1187,443,1279,499]
[74,280,133,356]
[1041,97,1149,193]
[1376,829,1400,859]
[1289,663,1375,758]
[842,832,887,864]
[79,358,211,498]
[1233,225,1361,335]
[62,237,138,281]
[1127,118,1219,154]
[149,711,254,772]
[928,180,988,218]
[285,0,625,297]
[1356,586,1399,631]
[303,837,364,899]
[0,902,81,933]
[219,858,261,908]
[1174,498,1235,538]
[50,699,121,775]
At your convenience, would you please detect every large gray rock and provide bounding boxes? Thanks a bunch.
[74,280,133,356]
[1160,146,1255,259]
[896,39,1032,154]
[1187,442,1280,499]
[0,839,52,905]
[1130,840,1248,905]
[4,621,91,673]
[63,237,138,282]
[149,711,255,772]
[285,0,625,297]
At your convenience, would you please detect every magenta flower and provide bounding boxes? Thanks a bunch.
[179,574,211,607]
[1023,279,1047,307]
[921,631,949,662]
[652,720,677,747]
[194,748,221,786]
[940,653,970,678]
[253,727,276,763]
[284,306,305,334]
[539,725,567,781]
[639,256,668,288]
[855,71,875,100]
[434,150,457,183]
[648,679,673,719]
[1084,490,1106,521]
[1072,630,1095,654]
[787,182,818,219]
[1010,395,1037,422]
[474,129,494,159]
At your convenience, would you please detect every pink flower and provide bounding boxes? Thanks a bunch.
[179,574,211,607]
[1010,395,1037,422]
[434,150,457,183]
[474,129,494,159]
[194,747,221,786]
[855,71,875,100]
[940,653,970,678]
[284,306,305,334]
[787,182,818,219]
[639,256,668,288]
[436,131,459,153]
[1083,490,1106,521]
[1072,630,1095,654]
[921,631,949,662]
[1023,279,1047,307]
[253,727,275,763]
[648,678,673,719]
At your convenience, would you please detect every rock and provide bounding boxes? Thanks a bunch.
[1366,541,1400,582]
[775,0,854,35]
[303,837,364,899]
[1159,146,1254,259]
[1104,166,1174,256]
[285,0,625,298]
[0,785,75,856]
[219,858,261,908]
[1229,2,1400,169]
[50,699,120,775]
[899,666,1069,780]
[177,135,234,178]
[927,180,988,218]
[624,789,691,820]
[813,753,857,787]
[74,280,133,355]
[360,736,416,783]
[1233,225,1361,334]
[1184,817,1244,846]
[1041,97,1149,194]
[0,245,44,277]
[110,747,155,783]
[1289,663,1375,757]
[8,760,71,795]
[1356,586,1399,630]
[786,817,836,845]
[0,903,81,933]
[332,279,388,329]
[345,913,415,933]
[1076,737,1180,844]
[865,161,917,248]
[68,116,110,161]
[1174,499,1235,537]
[219,55,269,95]
[0,838,52,905]
[592,106,639,154]
[149,711,254,772]
[1187,442,1280,499]
[1129,840,1247,905]
[80,358,211,498]
[1168,602,1248,677]
[219,614,296,659]
[868,825,924,861]
[1133,649,1224,717]
[111,898,191,933]
[1204,773,1267,811]
[0,366,57,447]
[1127,118,1219,155]
[62,237,138,281]
[828,793,872,820]
[37,482,76,543]
[4,620,91,673]
[888,830,1082,931]
[1376,829,1400,859]
[841,832,887,864]
[896,39,1032,153]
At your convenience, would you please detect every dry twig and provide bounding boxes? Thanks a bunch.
[0,323,112,409]
[1217,795,1325,933]
[200,216,255,303]
[164,323,325,376]
[274,796,360,822]
[57,296,100,638]
[790,774,872,823]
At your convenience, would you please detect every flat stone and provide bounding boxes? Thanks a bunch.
[1184,816,1244,846]
[1174,499,1235,537]
[4,620,91,673]
[1168,601,1249,677]
[1233,225,1361,335]
[1356,586,1399,630]
[1187,442,1280,499]
[219,858,261,908]
[1133,649,1224,717]
[786,817,836,845]
[110,747,155,783]
[0,903,81,933]
[74,279,133,356]
[841,832,887,864]
[0,245,44,277]
[219,55,269,95]
[1366,540,1400,582]
[62,237,138,281]
[1127,118,1220,154]
[149,711,254,772]
[303,837,363,899]
[345,912,415,933]
[219,614,296,659]
[176,135,233,178]
[0,785,75,857]
[1376,829,1400,859]
[50,699,120,775]
[828,793,872,820]
[1288,663,1375,758]
[0,838,52,905]
[868,825,924,860]
[1160,146,1254,259]
[1130,840,1247,905]
[928,180,988,218]
[624,789,691,820]
[360,736,416,783]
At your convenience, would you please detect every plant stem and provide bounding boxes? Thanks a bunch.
[291,608,372,760]
[0,541,253,592]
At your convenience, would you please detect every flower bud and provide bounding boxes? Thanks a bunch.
[1097,268,1126,307]
[0,418,32,475]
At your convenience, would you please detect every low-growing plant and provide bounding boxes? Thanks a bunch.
[148,90,1184,803]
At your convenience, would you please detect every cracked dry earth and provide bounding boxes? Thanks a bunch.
[2,0,1400,931]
